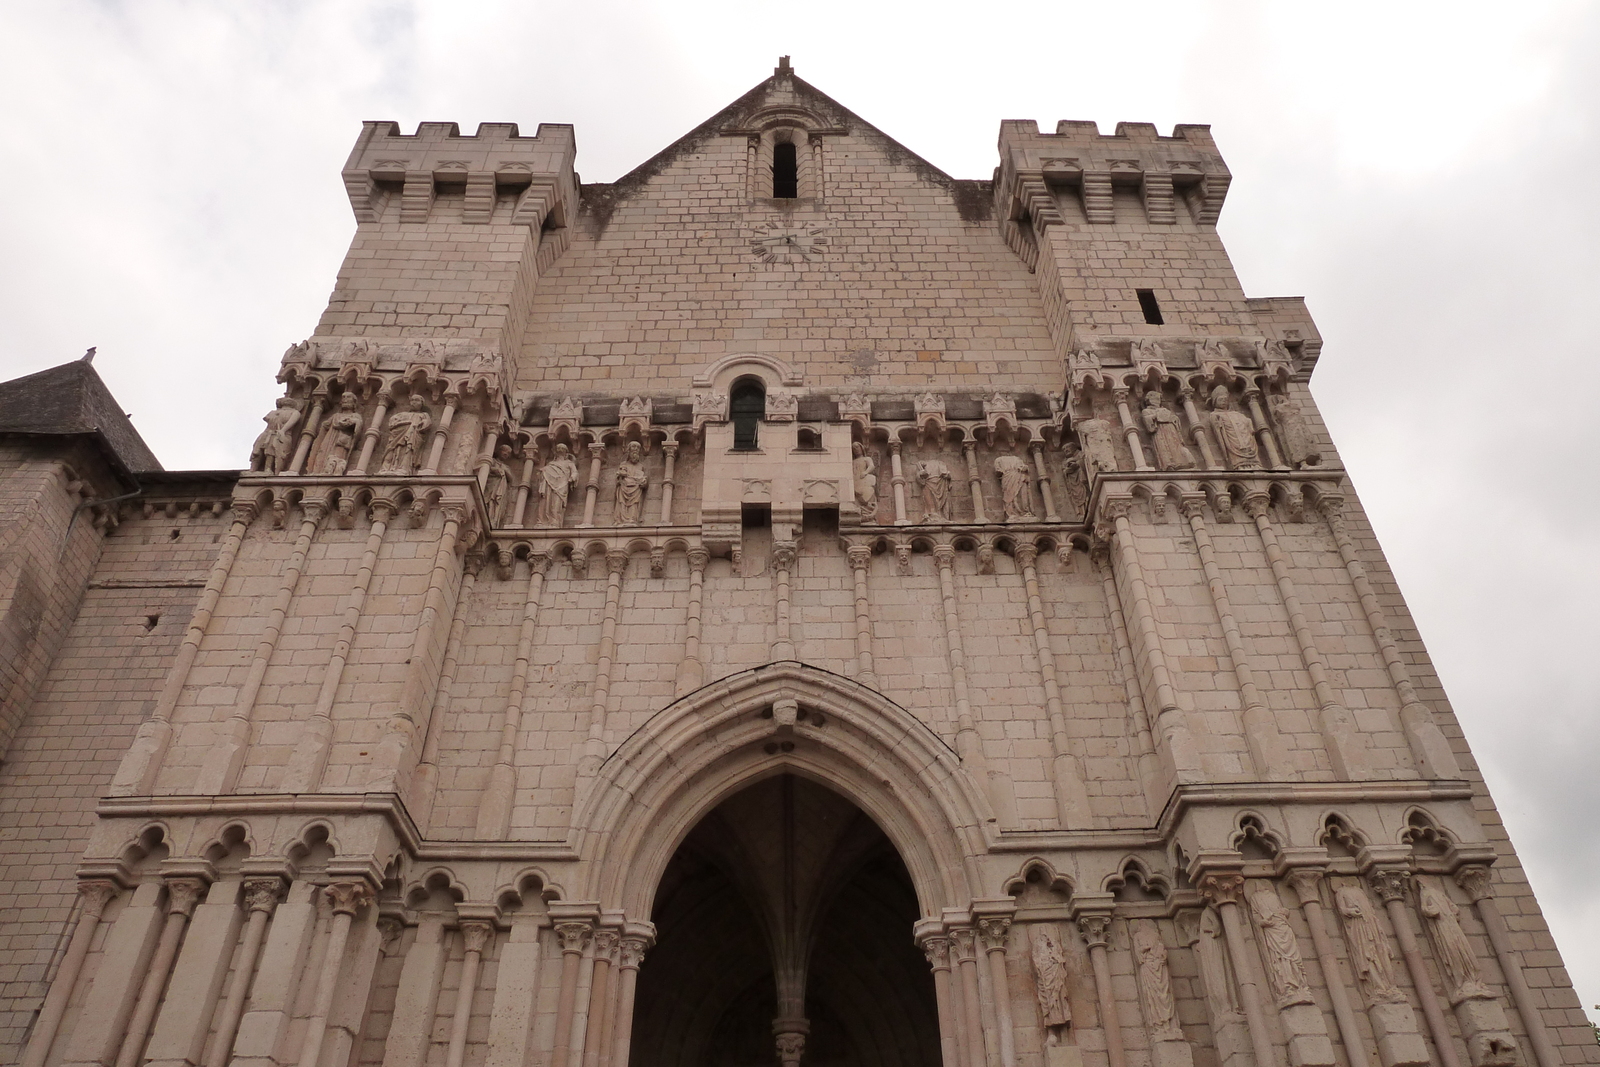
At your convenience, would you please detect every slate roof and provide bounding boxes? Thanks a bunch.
[0,359,162,475]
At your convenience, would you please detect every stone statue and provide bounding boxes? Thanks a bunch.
[1418,883,1492,1001]
[1196,908,1242,1016]
[1333,885,1407,1004]
[852,443,878,518]
[1248,885,1313,1005]
[535,443,579,527]
[1208,386,1259,470]
[316,393,364,475]
[1060,444,1088,518]
[378,395,433,475]
[251,397,302,474]
[1029,924,1072,1040]
[994,453,1036,521]
[1132,920,1183,1040]
[1140,392,1195,471]
[483,444,515,526]
[1075,417,1119,477]
[1270,393,1320,468]
[917,459,954,522]
[614,441,648,526]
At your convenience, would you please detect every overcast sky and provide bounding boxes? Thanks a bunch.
[1,0,1595,1025]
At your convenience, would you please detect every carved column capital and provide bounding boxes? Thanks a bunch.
[1285,868,1327,906]
[962,441,977,457]
[1179,496,1207,521]
[1102,498,1133,524]
[368,498,399,523]
[977,916,1012,951]
[888,439,903,456]
[1176,385,1195,401]
[300,497,331,523]
[933,544,956,569]
[846,544,872,569]
[687,546,710,570]
[921,935,953,970]
[243,877,285,915]
[606,550,629,577]
[1316,493,1347,522]
[1368,867,1412,904]
[460,920,494,955]
[527,551,552,576]
[324,880,373,917]
[164,877,207,918]
[592,928,621,959]
[949,926,978,961]
[1076,914,1111,949]
[663,440,679,459]
[76,879,119,917]
[772,541,797,571]
[1241,492,1272,520]
[587,442,606,460]
[1454,865,1494,903]
[1198,872,1245,907]
[555,920,593,954]
[620,936,650,970]
[1112,387,1131,404]
[1014,543,1039,570]
[230,500,261,526]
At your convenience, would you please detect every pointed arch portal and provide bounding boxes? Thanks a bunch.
[630,776,941,1067]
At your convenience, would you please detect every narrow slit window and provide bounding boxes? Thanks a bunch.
[1136,289,1164,325]
[772,142,799,199]
[730,378,765,450]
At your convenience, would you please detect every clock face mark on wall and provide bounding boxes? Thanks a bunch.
[750,223,828,262]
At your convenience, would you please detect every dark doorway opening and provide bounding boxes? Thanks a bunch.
[731,378,766,451]
[630,776,939,1067]
[773,142,799,198]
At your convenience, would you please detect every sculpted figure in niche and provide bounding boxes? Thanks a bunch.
[852,442,878,519]
[614,441,649,526]
[1060,444,1088,518]
[1140,392,1196,471]
[251,397,302,474]
[1196,907,1243,1016]
[1333,885,1407,1003]
[1076,417,1119,478]
[1208,386,1260,470]
[1029,924,1072,1042]
[917,458,954,522]
[536,443,579,527]
[1249,885,1314,1005]
[378,395,433,475]
[483,444,515,527]
[316,393,364,475]
[1132,920,1183,1041]
[1418,883,1493,1001]
[1270,393,1321,468]
[994,452,1036,521]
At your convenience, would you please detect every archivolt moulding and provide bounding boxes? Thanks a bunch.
[573,663,990,918]
[693,353,805,391]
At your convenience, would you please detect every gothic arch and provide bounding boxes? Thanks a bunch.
[573,663,991,917]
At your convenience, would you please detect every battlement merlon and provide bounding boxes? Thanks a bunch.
[995,119,1231,226]
[340,120,579,229]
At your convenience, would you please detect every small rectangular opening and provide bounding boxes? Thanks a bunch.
[772,142,799,199]
[741,503,771,531]
[1136,289,1164,325]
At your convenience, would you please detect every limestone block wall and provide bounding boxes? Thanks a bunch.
[0,486,230,1059]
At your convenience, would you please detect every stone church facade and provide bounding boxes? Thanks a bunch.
[1,58,1593,1067]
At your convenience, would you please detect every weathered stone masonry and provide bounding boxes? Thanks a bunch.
[1,58,1593,1067]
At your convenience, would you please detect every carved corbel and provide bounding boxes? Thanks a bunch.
[649,546,666,577]
[408,495,433,528]
[893,541,913,576]
[976,541,996,574]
